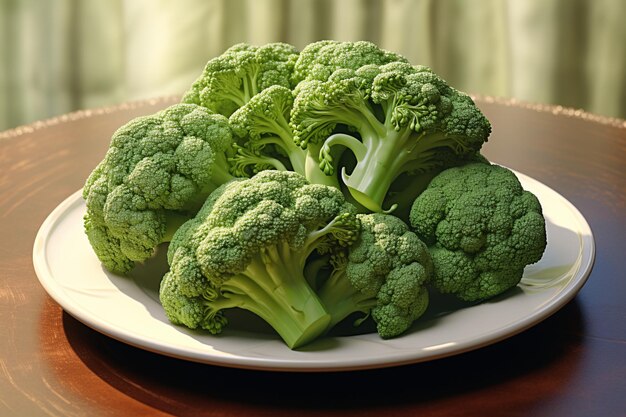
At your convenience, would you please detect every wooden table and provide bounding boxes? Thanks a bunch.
[1,97,624,417]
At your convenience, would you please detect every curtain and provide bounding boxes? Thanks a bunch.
[1,0,624,131]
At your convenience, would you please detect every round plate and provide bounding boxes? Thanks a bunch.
[33,171,594,372]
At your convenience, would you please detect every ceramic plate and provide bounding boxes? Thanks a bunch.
[33,171,594,371]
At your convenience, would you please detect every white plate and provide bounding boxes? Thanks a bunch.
[33,172,594,372]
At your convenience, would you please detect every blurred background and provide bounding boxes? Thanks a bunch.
[1,0,625,131]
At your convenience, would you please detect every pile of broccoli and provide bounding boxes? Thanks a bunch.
[83,40,547,349]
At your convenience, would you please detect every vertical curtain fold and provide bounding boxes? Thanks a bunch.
[586,0,626,117]
[0,0,624,131]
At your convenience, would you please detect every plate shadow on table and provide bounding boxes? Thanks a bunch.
[59,298,586,414]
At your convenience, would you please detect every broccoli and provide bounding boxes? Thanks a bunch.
[292,40,408,84]
[385,151,491,223]
[184,43,342,189]
[182,42,299,116]
[159,170,360,349]
[318,213,432,339]
[228,85,340,188]
[409,163,547,302]
[291,57,491,213]
[80,40,550,348]
[83,103,236,273]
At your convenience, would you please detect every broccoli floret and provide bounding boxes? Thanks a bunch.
[182,42,299,116]
[228,85,340,188]
[318,213,432,339]
[292,40,408,84]
[409,163,547,302]
[83,104,236,273]
[291,58,491,213]
[385,151,491,223]
[159,170,359,349]
[183,43,342,189]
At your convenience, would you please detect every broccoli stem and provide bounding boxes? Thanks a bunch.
[321,133,368,165]
[219,242,331,349]
[303,148,341,189]
[215,82,247,110]
[255,118,339,188]
[214,70,259,112]
[163,212,192,242]
[340,125,467,213]
[303,254,331,289]
[317,269,377,328]
[229,144,288,176]
[259,127,307,175]
[334,126,407,212]
[211,152,237,185]
[242,70,259,102]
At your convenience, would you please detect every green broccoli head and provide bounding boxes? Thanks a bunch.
[318,213,432,339]
[160,170,359,349]
[409,163,547,302]
[83,103,236,274]
[372,263,430,339]
[188,48,341,189]
[291,60,491,213]
[227,85,302,177]
[159,270,228,334]
[229,85,294,144]
[182,42,299,116]
[292,40,408,84]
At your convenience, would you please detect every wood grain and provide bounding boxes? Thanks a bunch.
[1,98,624,417]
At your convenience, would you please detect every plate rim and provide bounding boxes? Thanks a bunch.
[32,172,595,372]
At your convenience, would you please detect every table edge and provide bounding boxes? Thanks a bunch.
[0,94,624,142]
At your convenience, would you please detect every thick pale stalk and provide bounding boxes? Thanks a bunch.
[224,244,331,349]
[342,128,413,213]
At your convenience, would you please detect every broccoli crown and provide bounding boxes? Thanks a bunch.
[161,170,359,348]
[409,163,547,301]
[291,66,377,149]
[182,42,299,116]
[292,40,408,84]
[291,61,491,213]
[159,271,228,334]
[319,213,432,339]
[228,85,302,176]
[229,85,294,142]
[82,103,235,273]
[230,84,344,189]
[187,170,356,279]
[188,48,341,189]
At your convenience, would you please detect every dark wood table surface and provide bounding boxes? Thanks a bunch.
[1,97,624,417]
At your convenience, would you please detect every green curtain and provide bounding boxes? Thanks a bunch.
[1,0,624,131]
